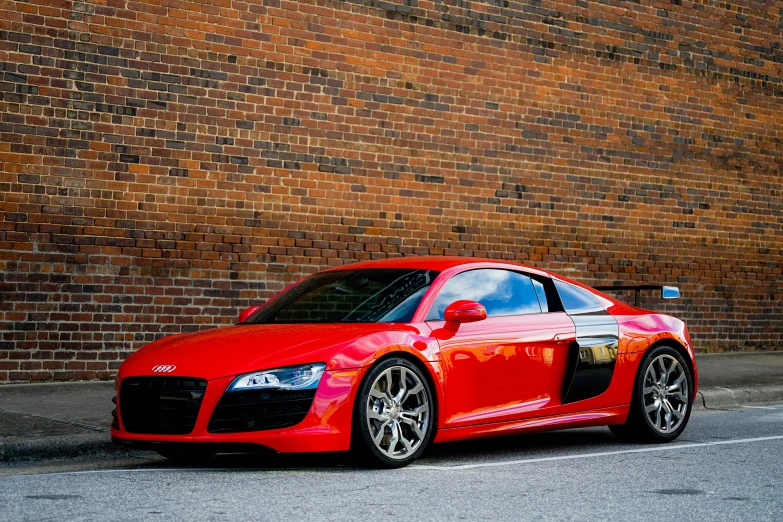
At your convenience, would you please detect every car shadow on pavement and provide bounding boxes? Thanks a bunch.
[145,426,620,471]
[419,426,618,464]
[148,450,355,471]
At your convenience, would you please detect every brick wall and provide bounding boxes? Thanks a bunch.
[1,0,781,382]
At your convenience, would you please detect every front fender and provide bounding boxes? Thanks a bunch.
[328,323,440,369]
[329,324,447,430]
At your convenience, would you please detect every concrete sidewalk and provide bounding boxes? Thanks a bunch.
[1,352,782,463]
[0,381,117,463]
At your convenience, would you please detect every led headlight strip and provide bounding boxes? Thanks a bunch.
[227,363,326,392]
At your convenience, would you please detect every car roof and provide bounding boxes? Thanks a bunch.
[321,256,631,311]
[325,256,550,275]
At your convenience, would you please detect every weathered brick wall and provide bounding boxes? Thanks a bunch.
[0,0,781,381]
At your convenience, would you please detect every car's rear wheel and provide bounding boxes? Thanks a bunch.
[352,358,434,468]
[611,345,693,442]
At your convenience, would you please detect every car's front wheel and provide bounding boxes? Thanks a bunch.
[611,345,693,442]
[352,358,434,468]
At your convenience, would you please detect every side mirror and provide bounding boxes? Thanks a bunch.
[238,305,262,323]
[444,300,487,328]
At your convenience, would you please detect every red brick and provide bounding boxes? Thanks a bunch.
[0,0,781,382]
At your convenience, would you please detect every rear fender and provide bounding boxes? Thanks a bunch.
[616,315,697,399]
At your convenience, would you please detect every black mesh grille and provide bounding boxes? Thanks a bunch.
[119,377,207,435]
[208,389,316,433]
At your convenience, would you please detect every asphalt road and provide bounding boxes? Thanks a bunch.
[1,404,782,521]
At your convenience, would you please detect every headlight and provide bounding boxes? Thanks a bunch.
[227,363,326,392]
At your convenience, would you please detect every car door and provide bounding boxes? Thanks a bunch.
[425,268,576,428]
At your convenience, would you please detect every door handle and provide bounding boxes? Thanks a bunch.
[553,333,575,342]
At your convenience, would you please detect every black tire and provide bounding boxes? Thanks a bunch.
[155,445,216,464]
[610,345,693,443]
[351,357,434,468]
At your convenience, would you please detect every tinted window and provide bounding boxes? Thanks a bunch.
[553,280,604,315]
[426,269,542,321]
[244,269,439,324]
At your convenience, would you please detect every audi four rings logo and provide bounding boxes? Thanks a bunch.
[151,365,176,373]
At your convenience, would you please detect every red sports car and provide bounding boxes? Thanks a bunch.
[111,257,697,468]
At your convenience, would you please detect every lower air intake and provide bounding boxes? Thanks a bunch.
[119,377,207,435]
[208,389,316,433]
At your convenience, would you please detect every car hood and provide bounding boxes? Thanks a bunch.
[119,323,414,380]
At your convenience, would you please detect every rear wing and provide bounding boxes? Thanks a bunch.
[593,285,680,307]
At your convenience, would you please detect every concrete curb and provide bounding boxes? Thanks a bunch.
[0,433,133,463]
[2,385,781,463]
[695,384,783,410]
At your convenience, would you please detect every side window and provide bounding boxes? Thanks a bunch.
[426,269,542,321]
[553,280,604,315]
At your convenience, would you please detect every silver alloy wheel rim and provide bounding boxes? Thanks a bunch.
[365,365,430,460]
[643,354,689,433]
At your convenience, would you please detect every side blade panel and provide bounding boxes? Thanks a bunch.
[562,312,620,404]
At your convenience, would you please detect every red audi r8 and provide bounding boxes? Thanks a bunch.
[111,257,697,468]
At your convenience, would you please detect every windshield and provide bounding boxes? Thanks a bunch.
[242,269,440,324]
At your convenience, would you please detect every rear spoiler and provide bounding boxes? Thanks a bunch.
[593,285,680,307]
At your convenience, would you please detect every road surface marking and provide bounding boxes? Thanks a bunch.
[2,435,782,478]
[409,434,783,471]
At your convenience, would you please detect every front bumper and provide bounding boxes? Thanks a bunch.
[111,368,363,453]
